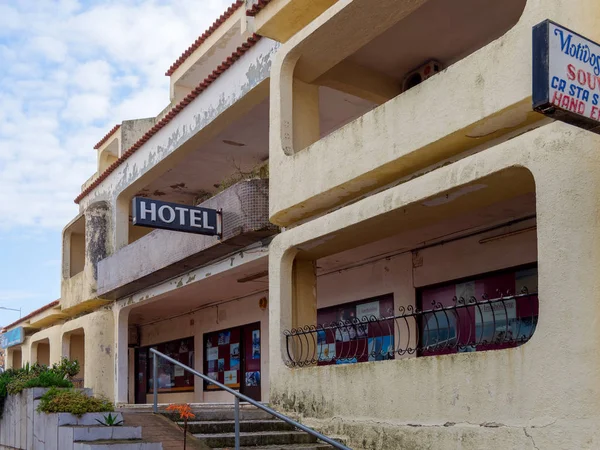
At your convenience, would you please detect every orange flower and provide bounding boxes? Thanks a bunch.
[166,403,196,420]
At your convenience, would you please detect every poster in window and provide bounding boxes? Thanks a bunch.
[245,371,260,387]
[224,370,237,385]
[368,336,393,361]
[207,347,219,361]
[317,343,336,362]
[230,343,240,370]
[252,330,260,359]
[208,372,218,382]
[336,357,357,365]
[356,301,380,320]
[218,331,230,345]
[317,330,326,345]
[179,340,189,353]
[146,337,194,394]
[475,299,517,343]
[218,358,225,372]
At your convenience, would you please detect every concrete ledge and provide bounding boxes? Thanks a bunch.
[58,413,124,427]
[97,179,277,300]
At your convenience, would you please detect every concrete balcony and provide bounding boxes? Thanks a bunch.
[97,179,277,300]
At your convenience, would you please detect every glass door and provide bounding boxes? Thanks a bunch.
[240,323,261,401]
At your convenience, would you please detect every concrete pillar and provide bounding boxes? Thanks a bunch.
[114,307,130,403]
[84,201,111,281]
[292,259,317,329]
[114,195,130,252]
[82,310,114,398]
[291,259,318,365]
[293,79,320,152]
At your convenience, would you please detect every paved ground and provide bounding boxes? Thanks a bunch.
[122,412,211,450]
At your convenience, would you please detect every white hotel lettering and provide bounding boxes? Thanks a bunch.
[138,200,214,229]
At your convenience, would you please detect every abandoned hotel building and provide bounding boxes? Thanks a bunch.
[2,0,600,448]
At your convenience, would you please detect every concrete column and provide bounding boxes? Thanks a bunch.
[292,259,317,329]
[292,79,320,152]
[84,201,111,281]
[114,195,130,252]
[82,310,114,398]
[114,306,130,404]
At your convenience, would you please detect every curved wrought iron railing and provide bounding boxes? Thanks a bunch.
[284,290,538,367]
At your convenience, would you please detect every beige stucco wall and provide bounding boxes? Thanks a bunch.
[6,310,114,399]
[317,226,537,313]
[268,123,600,449]
[268,0,600,226]
[129,291,269,404]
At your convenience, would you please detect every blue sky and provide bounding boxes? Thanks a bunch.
[0,0,234,327]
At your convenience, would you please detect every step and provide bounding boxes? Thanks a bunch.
[163,408,273,422]
[193,430,318,448]
[73,440,162,450]
[182,419,297,434]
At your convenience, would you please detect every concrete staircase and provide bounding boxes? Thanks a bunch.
[161,404,342,449]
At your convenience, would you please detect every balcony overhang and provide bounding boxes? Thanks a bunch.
[249,0,337,43]
[27,307,69,330]
[97,179,277,300]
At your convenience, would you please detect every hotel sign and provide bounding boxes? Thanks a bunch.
[533,20,600,134]
[132,197,222,237]
[1,327,24,349]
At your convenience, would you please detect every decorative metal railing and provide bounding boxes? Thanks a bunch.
[284,290,538,367]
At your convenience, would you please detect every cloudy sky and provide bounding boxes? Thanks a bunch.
[0,0,234,327]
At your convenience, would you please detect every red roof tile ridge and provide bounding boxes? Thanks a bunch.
[74,34,262,205]
[246,0,272,17]
[93,124,121,150]
[165,0,245,77]
[2,300,60,332]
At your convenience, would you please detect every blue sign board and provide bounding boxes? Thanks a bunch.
[1,327,24,349]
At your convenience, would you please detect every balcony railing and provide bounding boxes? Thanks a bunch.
[284,290,538,367]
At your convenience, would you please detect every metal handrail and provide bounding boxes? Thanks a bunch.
[150,348,351,450]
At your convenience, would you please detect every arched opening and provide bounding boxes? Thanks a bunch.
[9,348,22,369]
[34,339,50,366]
[285,167,538,366]
[290,0,528,151]
[98,139,119,173]
[64,215,86,278]
[63,328,85,387]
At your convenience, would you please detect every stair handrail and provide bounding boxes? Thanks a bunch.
[149,348,351,450]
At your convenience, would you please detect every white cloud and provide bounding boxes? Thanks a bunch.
[63,93,111,122]
[0,0,235,230]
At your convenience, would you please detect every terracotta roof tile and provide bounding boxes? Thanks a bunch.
[165,1,244,76]
[93,124,121,150]
[1,300,60,333]
[74,34,262,204]
[246,0,272,17]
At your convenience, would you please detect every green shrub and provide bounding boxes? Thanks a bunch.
[6,368,72,395]
[0,359,80,419]
[37,387,114,417]
[52,358,80,380]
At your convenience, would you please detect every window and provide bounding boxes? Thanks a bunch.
[203,327,242,391]
[316,294,395,365]
[417,265,538,356]
[146,337,195,393]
